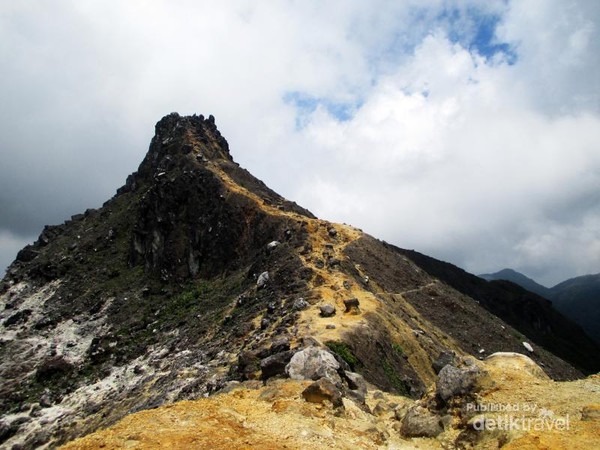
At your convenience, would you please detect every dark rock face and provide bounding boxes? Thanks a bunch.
[260,350,295,380]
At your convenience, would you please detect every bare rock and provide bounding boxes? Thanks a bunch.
[343,298,360,313]
[302,378,343,408]
[432,350,458,374]
[400,405,443,438]
[260,350,295,380]
[292,298,308,310]
[257,271,269,289]
[285,347,341,384]
[436,364,481,402]
[319,304,336,317]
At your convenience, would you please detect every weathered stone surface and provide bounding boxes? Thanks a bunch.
[343,371,367,403]
[400,406,443,438]
[257,271,269,289]
[485,352,549,380]
[319,304,336,317]
[260,351,295,380]
[302,378,343,408]
[436,364,481,402]
[238,351,260,380]
[343,298,360,313]
[292,298,308,310]
[285,347,341,384]
[373,401,391,416]
[432,351,457,375]
[270,336,291,354]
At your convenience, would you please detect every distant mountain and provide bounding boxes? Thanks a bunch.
[479,268,551,299]
[479,269,600,345]
[550,274,600,344]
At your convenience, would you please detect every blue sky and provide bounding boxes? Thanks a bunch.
[0,0,599,286]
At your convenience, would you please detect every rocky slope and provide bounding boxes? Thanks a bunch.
[1,113,598,449]
[61,353,600,450]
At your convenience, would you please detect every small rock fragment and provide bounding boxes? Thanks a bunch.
[257,271,269,289]
[343,298,360,313]
[293,298,308,310]
[523,342,534,352]
[266,241,280,251]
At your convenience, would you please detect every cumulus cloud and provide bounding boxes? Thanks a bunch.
[0,0,598,285]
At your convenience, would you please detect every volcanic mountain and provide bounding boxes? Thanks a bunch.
[1,113,598,449]
[480,269,600,345]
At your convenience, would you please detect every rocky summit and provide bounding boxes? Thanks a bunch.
[1,113,599,449]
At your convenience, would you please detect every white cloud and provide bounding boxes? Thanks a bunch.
[0,0,598,285]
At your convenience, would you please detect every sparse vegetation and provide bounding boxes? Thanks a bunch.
[382,359,410,396]
[326,341,359,369]
[392,342,404,355]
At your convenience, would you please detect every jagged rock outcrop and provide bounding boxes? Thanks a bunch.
[1,113,598,449]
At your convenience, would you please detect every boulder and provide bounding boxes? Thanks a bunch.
[343,371,368,403]
[293,298,308,310]
[436,364,481,402]
[257,271,269,288]
[319,304,336,317]
[485,352,549,380]
[237,351,260,380]
[400,405,443,438]
[302,378,343,408]
[285,347,341,384]
[260,350,295,380]
[432,351,458,374]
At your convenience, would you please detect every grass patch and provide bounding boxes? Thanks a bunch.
[326,341,360,369]
[382,359,410,396]
[392,342,404,355]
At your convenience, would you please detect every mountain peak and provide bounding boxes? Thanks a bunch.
[116,112,233,196]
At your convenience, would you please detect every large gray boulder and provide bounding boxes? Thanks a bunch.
[285,347,341,384]
[436,364,481,402]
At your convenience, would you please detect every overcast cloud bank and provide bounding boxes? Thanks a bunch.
[1,0,598,286]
